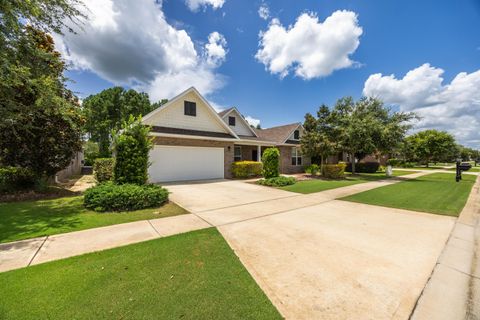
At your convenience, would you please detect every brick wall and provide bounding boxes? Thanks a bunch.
[152,136,234,178]
[278,146,311,174]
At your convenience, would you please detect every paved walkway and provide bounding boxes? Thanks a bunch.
[0,214,210,272]
[411,174,480,320]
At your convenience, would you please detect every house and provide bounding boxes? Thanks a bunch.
[142,87,310,182]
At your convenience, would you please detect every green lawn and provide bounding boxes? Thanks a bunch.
[0,228,281,320]
[341,173,476,216]
[447,167,480,172]
[0,196,188,243]
[280,171,417,194]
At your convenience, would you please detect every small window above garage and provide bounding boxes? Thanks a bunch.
[184,101,196,116]
[229,116,236,126]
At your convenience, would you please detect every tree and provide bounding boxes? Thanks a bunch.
[112,116,153,185]
[82,88,157,157]
[301,105,339,175]
[0,26,83,179]
[261,148,280,178]
[404,130,457,166]
[331,97,415,174]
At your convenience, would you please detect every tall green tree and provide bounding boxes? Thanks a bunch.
[301,105,339,174]
[82,88,157,157]
[404,130,457,166]
[0,21,84,178]
[331,97,415,174]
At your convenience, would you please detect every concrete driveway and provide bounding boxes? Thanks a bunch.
[168,179,455,319]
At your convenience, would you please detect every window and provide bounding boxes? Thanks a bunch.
[229,116,236,126]
[291,147,302,166]
[184,101,196,116]
[293,130,300,140]
[234,146,242,162]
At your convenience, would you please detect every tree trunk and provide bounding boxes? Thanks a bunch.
[320,155,324,176]
[351,153,356,175]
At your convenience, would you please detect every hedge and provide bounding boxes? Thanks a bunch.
[84,182,169,212]
[323,163,346,179]
[262,148,280,178]
[345,162,380,173]
[0,167,36,193]
[231,161,263,178]
[257,176,296,187]
[304,164,320,175]
[93,158,114,183]
[386,158,415,168]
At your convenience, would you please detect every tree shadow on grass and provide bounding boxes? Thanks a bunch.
[0,196,86,243]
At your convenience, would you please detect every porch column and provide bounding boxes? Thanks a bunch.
[258,145,262,162]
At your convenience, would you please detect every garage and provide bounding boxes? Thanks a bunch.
[148,145,224,182]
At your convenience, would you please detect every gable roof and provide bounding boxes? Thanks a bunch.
[217,107,234,117]
[254,123,302,144]
[218,107,258,137]
[142,86,238,139]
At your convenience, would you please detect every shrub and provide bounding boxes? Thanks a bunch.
[84,182,169,212]
[112,116,153,185]
[83,140,100,166]
[231,161,263,178]
[0,167,36,193]
[93,158,114,183]
[323,163,346,179]
[257,176,296,187]
[304,164,320,175]
[345,162,380,173]
[262,147,280,178]
[386,158,415,168]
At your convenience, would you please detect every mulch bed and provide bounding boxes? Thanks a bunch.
[0,187,80,203]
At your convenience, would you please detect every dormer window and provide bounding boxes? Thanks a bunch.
[293,130,300,140]
[184,101,196,116]
[228,116,236,126]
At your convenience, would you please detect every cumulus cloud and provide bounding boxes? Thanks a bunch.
[245,116,261,127]
[54,0,227,100]
[205,32,228,67]
[255,10,363,79]
[258,3,270,20]
[185,0,225,11]
[363,64,480,147]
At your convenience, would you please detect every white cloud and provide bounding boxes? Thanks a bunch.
[258,3,270,20]
[255,10,363,79]
[245,116,261,127]
[54,0,227,101]
[363,64,480,147]
[205,31,227,67]
[185,0,225,11]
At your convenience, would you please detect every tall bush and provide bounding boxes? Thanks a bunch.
[93,158,114,183]
[262,148,280,178]
[323,163,346,179]
[112,116,153,185]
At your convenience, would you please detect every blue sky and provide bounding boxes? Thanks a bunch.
[59,0,480,147]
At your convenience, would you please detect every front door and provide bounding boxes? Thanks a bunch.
[252,149,258,162]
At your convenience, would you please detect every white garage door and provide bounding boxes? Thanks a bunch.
[148,145,224,182]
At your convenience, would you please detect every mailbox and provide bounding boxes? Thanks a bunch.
[459,162,472,171]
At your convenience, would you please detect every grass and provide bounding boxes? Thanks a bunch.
[0,196,188,243]
[447,167,480,172]
[280,170,417,194]
[0,228,281,320]
[341,173,476,216]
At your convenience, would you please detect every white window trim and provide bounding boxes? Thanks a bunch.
[291,147,302,166]
[234,146,242,162]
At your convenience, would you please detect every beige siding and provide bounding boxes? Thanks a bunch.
[222,110,255,137]
[144,91,228,133]
[152,136,234,178]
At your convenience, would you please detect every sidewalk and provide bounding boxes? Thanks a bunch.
[411,175,480,319]
[0,214,211,272]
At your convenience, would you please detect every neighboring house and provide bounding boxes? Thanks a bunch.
[142,87,310,182]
